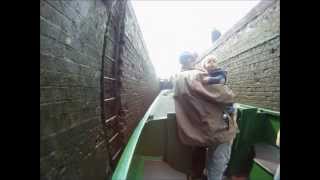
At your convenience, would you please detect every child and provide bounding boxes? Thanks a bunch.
[201,55,235,122]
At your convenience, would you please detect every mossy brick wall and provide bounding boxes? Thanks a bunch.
[119,1,160,141]
[199,0,280,111]
[40,0,159,179]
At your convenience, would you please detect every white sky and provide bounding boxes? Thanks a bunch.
[132,0,260,79]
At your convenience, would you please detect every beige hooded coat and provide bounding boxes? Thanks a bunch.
[173,61,238,147]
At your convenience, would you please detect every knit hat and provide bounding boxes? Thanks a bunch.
[179,51,195,65]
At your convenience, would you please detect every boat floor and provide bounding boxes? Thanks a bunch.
[253,143,279,175]
[143,159,187,180]
[131,155,232,180]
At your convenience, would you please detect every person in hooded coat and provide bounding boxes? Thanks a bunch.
[174,52,238,180]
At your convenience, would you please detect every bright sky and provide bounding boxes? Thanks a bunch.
[132,0,260,79]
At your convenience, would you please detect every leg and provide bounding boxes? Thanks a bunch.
[207,143,232,180]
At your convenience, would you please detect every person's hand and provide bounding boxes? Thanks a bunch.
[202,76,210,84]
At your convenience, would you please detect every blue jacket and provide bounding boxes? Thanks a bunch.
[207,69,235,113]
[207,68,227,85]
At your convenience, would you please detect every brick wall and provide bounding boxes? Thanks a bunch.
[120,1,160,141]
[198,0,280,111]
[40,0,159,179]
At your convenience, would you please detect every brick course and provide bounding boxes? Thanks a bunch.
[40,0,159,179]
[198,0,279,111]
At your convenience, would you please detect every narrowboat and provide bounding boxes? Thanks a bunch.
[112,90,280,180]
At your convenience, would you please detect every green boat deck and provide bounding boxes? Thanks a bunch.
[112,90,280,180]
[130,155,186,180]
[149,90,175,119]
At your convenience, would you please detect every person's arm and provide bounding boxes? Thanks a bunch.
[187,71,234,104]
[203,75,226,85]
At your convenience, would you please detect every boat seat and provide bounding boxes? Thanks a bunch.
[253,143,280,175]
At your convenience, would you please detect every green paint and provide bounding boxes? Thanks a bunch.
[111,92,164,180]
[228,106,257,175]
[249,163,273,180]
[127,155,144,180]
[135,120,166,157]
[141,156,163,161]
[228,104,280,176]
[270,117,280,133]
[164,116,193,174]
[112,94,280,180]
[127,155,164,180]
